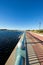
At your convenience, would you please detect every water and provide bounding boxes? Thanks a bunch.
[0,30,23,65]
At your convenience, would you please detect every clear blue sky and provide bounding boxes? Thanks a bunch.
[0,0,43,30]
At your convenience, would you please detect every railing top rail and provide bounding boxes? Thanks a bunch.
[15,32,26,65]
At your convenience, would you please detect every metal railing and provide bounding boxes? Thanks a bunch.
[14,33,26,65]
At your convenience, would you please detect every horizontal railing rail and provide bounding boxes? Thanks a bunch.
[14,33,26,65]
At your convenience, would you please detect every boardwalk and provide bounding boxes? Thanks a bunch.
[5,31,43,65]
[26,31,43,65]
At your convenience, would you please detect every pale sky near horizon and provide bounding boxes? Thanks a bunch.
[0,0,43,30]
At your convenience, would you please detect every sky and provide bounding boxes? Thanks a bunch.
[0,0,43,30]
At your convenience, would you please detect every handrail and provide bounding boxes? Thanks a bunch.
[14,33,26,65]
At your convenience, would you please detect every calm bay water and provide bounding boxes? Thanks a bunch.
[0,30,23,65]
